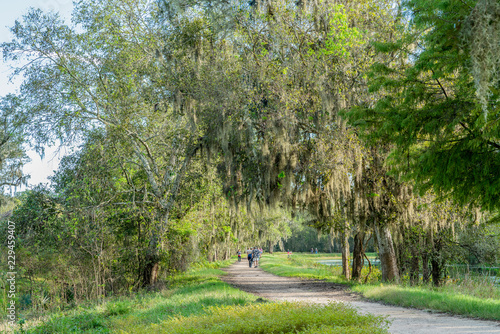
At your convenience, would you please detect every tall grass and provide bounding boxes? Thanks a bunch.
[439,274,500,300]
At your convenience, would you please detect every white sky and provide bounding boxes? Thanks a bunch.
[1,0,74,190]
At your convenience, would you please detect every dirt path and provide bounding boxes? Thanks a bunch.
[221,260,500,334]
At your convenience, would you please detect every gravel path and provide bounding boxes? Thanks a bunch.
[221,260,500,334]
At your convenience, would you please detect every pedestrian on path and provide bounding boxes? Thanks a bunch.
[252,247,260,268]
[247,247,253,267]
[237,249,241,262]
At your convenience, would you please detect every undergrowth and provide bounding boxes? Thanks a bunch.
[10,260,250,333]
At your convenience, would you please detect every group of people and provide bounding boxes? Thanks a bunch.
[236,247,263,268]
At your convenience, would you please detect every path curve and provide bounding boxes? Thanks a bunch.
[221,260,500,334]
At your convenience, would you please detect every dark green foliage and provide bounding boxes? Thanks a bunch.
[10,185,59,238]
[345,0,500,211]
[0,95,29,188]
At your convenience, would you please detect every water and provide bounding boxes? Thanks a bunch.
[446,264,499,286]
[317,260,499,285]
[317,259,380,266]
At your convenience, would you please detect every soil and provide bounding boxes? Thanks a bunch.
[221,260,500,334]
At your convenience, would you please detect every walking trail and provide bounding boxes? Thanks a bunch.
[221,260,500,334]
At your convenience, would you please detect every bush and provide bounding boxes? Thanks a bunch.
[104,301,131,316]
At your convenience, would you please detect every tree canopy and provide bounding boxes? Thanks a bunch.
[0,0,498,298]
[345,0,500,211]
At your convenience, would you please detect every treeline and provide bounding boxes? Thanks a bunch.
[0,0,499,312]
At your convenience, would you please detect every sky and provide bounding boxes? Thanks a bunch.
[1,0,74,190]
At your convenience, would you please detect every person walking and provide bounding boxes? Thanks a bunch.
[237,249,241,262]
[247,247,253,267]
[252,247,260,268]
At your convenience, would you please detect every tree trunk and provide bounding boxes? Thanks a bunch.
[431,237,444,287]
[142,252,160,287]
[363,253,373,284]
[422,251,431,284]
[328,234,333,253]
[374,221,400,283]
[410,253,419,286]
[422,231,432,284]
[431,256,442,287]
[351,231,365,281]
[140,223,161,287]
[268,240,274,254]
[341,230,351,280]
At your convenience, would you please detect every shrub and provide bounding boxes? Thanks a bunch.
[104,301,131,316]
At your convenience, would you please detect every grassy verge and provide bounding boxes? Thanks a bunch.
[146,302,389,334]
[259,253,380,284]
[17,260,249,333]
[259,253,500,321]
[13,258,389,333]
[352,284,500,320]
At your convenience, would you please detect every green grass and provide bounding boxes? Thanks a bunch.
[260,253,381,284]
[259,253,500,321]
[18,260,254,333]
[13,258,388,333]
[353,284,500,320]
[142,302,389,334]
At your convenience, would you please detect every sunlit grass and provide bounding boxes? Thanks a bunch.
[353,284,500,320]
[130,302,389,334]
[260,253,381,284]
[259,253,500,321]
[15,257,389,334]
[20,260,255,333]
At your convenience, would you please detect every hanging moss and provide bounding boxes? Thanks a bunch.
[462,0,500,118]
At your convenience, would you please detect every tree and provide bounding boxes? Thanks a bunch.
[3,0,410,285]
[345,0,500,211]
[2,0,202,285]
[196,0,402,281]
[49,131,151,295]
[0,95,29,189]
